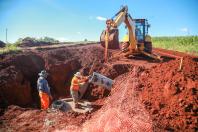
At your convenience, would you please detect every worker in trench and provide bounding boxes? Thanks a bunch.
[70,71,89,108]
[37,70,53,110]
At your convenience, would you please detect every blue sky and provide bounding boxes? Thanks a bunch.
[0,0,197,43]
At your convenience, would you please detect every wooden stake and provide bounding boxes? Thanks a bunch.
[178,57,183,71]
[104,30,109,62]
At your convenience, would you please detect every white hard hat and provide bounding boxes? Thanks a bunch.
[39,70,48,77]
[74,72,81,77]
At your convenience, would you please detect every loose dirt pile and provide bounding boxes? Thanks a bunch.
[140,56,198,131]
[0,44,197,131]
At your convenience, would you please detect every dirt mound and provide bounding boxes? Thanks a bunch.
[19,42,54,47]
[18,37,58,47]
[139,56,198,131]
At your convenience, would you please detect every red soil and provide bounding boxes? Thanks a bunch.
[0,44,197,131]
[139,56,198,131]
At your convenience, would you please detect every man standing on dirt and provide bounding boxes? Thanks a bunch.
[70,72,88,108]
[37,70,53,110]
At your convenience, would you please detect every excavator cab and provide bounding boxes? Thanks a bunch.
[100,18,152,52]
[134,19,149,42]
[134,19,152,53]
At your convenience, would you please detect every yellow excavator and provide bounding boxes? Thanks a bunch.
[100,6,161,61]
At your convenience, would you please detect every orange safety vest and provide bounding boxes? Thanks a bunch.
[70,76,87,91]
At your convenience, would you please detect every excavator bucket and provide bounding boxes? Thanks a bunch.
[100,29,120,49]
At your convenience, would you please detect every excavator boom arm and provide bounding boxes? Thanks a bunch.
[112,6,127,27]
[107,6,137,51]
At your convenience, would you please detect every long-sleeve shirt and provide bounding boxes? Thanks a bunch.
[37,77,51,95]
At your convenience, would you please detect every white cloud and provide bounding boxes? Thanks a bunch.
[180,27,188,32]
[77,32,82,35]
[96,16,107,21]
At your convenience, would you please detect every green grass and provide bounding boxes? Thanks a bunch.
[0,44,21,55]
[152,36,198,55]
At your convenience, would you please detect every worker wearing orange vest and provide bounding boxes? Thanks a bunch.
[70,72,88,108]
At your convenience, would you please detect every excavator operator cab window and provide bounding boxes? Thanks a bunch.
[134,19,146,43]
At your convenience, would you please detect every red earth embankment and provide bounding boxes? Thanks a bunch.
[0,43,197,131]
[140,56,198,131]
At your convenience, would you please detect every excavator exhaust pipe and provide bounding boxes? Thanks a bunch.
[100,29,120,49]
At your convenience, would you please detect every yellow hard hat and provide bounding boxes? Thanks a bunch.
[145,35,152,42]
[123,34,129,42]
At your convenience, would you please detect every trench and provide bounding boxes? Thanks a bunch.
[0,51,133,111]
